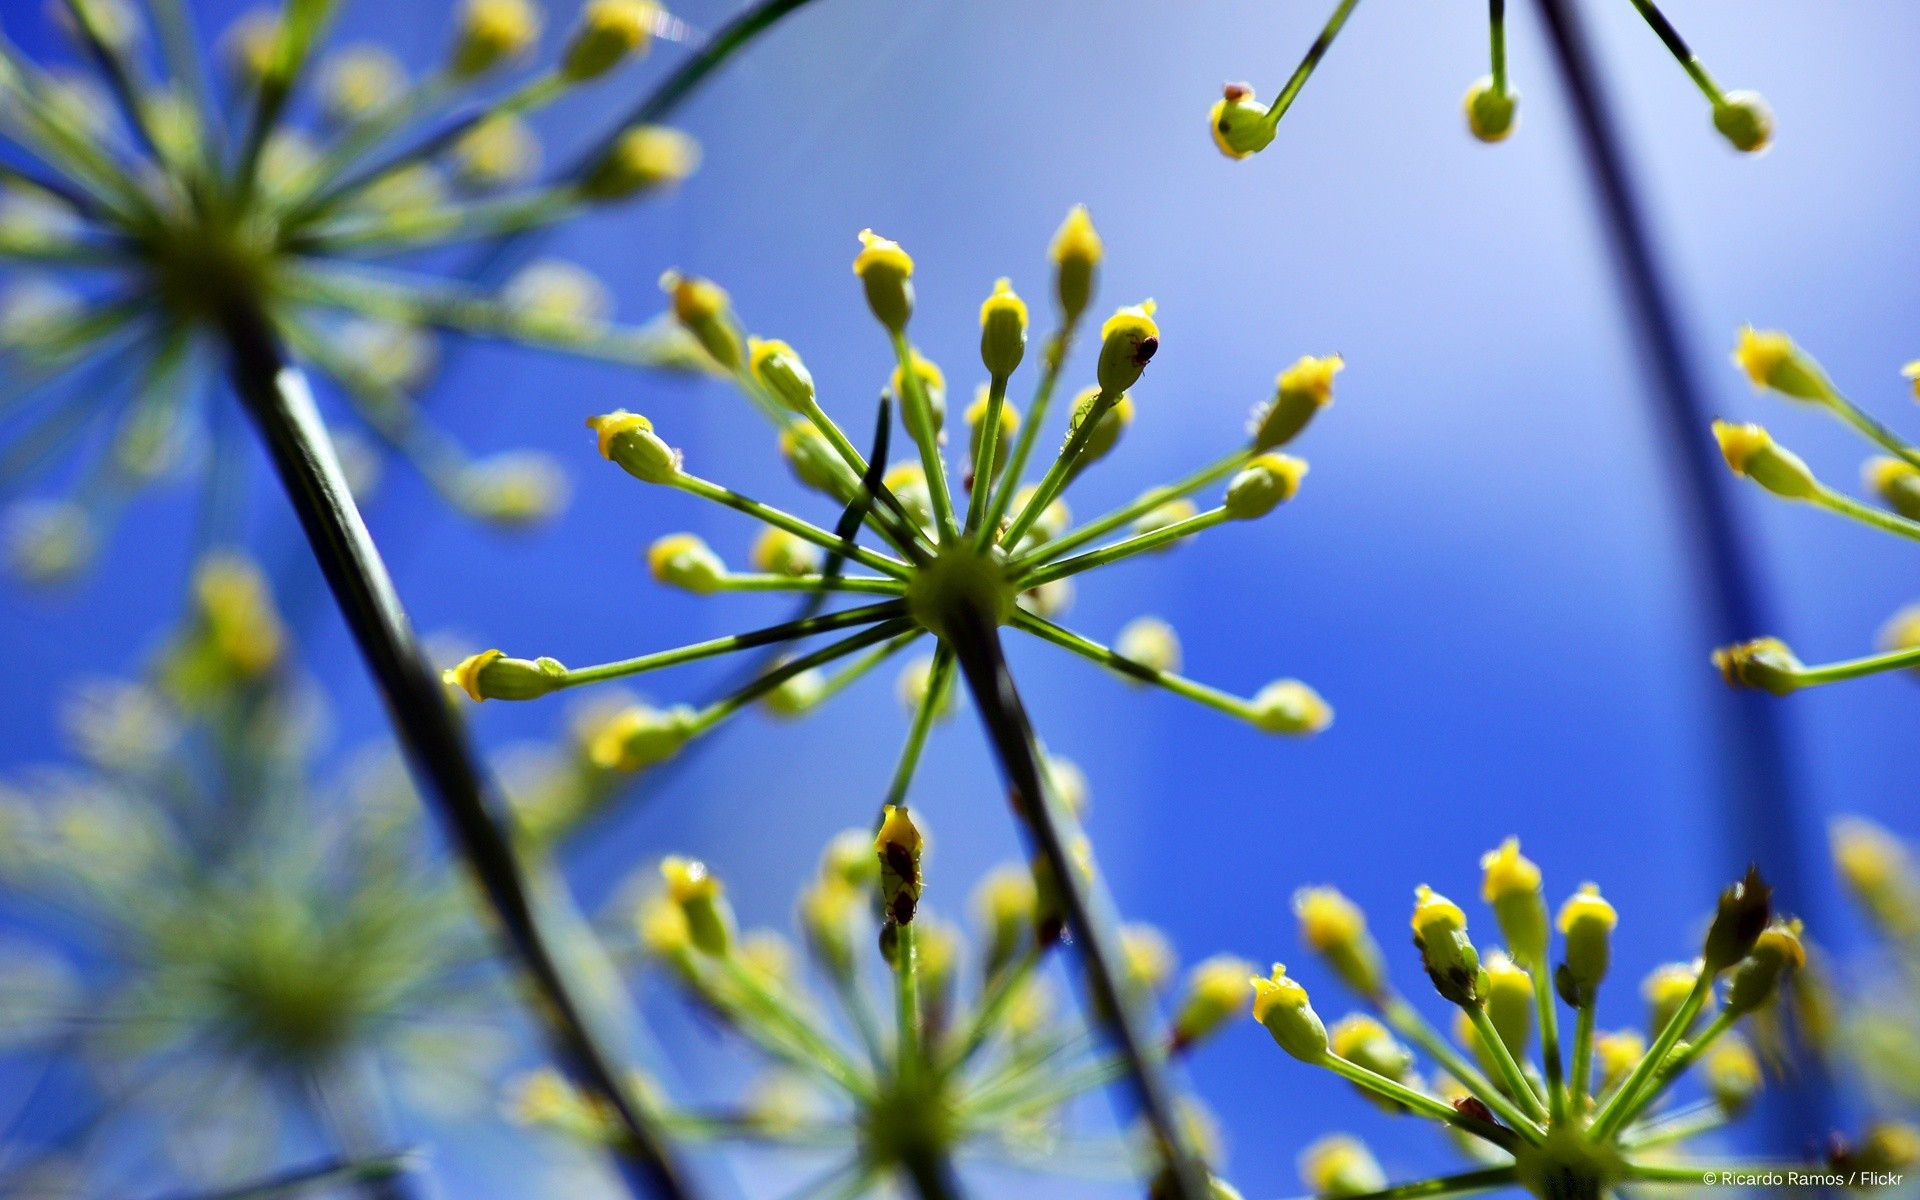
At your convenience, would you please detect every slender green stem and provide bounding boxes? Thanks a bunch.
[712,572,903,597]
[1621,1099,1729,1150]
[1010,612,1253,723]
[1000,389,1119,549]
[301,186,579,253]
[1823,390,1920,469]
[1643,1007,1738,1098]
[1814,485,1920,544]
[1378,994,1544,1139]
[146,1153,418,1200]
[1287,1167,1519,1200]
[974,1054,1130,1119]
[674,474,911,577]
[894,921,922,1080]
[884,647,954,809]
[1488,0,1508,93]
[1624,0,1725,105]
[714,955,873,1099]
[1015,507,1230,588]
[58,0,167,165]
[781,393,934,561]
[1322,1054,1517,1149]
[802,631,923,711]
[827,966,889,1071]
[982,323,1080,546]
[1778,642,1920,689]
[555,601,906,690]
[888,330,960,542]
[233,0,339,202]
[1466,1002,1548,1122]
[282,72,456,220]
[1531,959,1566,1122]
[1260,0,1364,132]
[965,374,1010,535]
[1020,448,1249,565]
[686,618,918,733]
[1567,999,1597,1115]
[946,945,1043,1072]
[1592,971,1712,1137]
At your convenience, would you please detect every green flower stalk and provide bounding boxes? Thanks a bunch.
[510,812,1245,1199]
[0,0,726,584]
[1249,839,1888,1200]
[0,554,501,1196]
[1709,329,1920,694]
[1207,0,1772,159]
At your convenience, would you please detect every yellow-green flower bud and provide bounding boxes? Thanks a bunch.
[751,528,820,577]
[1706,1035,1763,1114]
[1906,361,1920,401]
[586,702,697,771]
[1062,388,1133,480]
[1864,457,1920,522]
[1725,918,1804,1015]
[442,649,567,702]
[587,411,680,483]
[1293,886,1385,998]
[874,805,924,926]
[748,338,816,412]
[1711,636,1804,696]
[647,533,725,594]
[1049,206,1102,322]
[1713,420,1818,500]
[1017,574,1071,618]
[1556,883,1616,1004]
[980,277,1028,377]
[884,463,935,534]
[504,259,609,328]
[226,9,286,88]
[853,229,914,332]
[1249,679,1332,735]
[1045,753,1090,818]
[1009,484,1071,547]
[762,665,824,717]
[660,270,744,371]
[1299,1135,1386,1198]
[562,0,656,80]
[896,654,957,722]
[1132,498,1200,549]
[1121,923,1177,996]
[1117,616,1181,676]
[319,46,405,125]
[1594,1029,1644,1093]
[1252,355,1343,450]
[1484,952,1535,1057]
[1463,76,1518,142]
[965,387,1021,486]
[1831,817,1918,937]
[890,349,947,438]
[1209,83,1276,159]
[1252,964,1329,1062]
[453,114,540,191]
[780,422,847,496]
[582,126,699,201]
[800,876,859,979]
[1170,954,1256,1051]
[661,856,733,956]
[1096,301,1159,395]
[1329,1014,1414,1093]
[1411,886,1480,1006]
[1481,837,1549,970]
[1642,961,1702,1037]
[1836,1122,1920,1176]
[457,451,569,527]
[1731,327,1832,402]
[1712,92,1774,154]
[973,863,1037,978]
[1703,865,1772,973]
[821,827,880,889]
[450,0,542,78]
[1224,453,1307,519]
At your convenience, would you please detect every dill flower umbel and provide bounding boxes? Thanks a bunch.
[0,0,721,583]
[511,810,1244,1197]
[1246,839,1893,1200]
[1208,0,1772,158]
[1707,329,1920,694]
[0,554,504,1195]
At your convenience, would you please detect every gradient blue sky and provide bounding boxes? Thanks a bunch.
[3,1,1917,1196]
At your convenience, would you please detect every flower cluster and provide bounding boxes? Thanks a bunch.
[1710,329,1920,695]
[1830,818,1920,1113]
[1207,0,1772,160]
[1243,839,1902,1200]
[0,554,506,1194]
[509,805,1253,1196]
[445,208,1336,813]
[0,0,711,584]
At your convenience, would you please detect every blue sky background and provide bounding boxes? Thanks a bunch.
[2,0,1918,1196]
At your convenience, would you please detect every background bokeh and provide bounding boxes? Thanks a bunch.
[3,0,1917,1195]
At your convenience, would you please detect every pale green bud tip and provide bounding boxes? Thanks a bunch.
[979,277,1028,376]
[1300,1135,1388,1199]
[1713,91,1774,154]
[1171,955,1256,1049]
[1251,354,1343,449]
[750,527,820,577]
[747,337,817,412]
[1731,326,1832,401]
[319,46,407,124]
[853,228,915,331]
[660,270,743,370]
[582,126,699,201]
[586,702,697,771]
[1210,83,1276,159]
[457,451,569,526]
[1248,678,1331,734]
[1251,964,1328,1061]
[1097,300,1159,394]
[647,533,725,594]
[1711,636,1803,696]
[1049,206,1102,320]
[451,0,542,78]
[453,114,540,190]
[1865,458,1920,522]
[587,411,682,482]
[1463,76,1518,143]
[443,649,567,701]
[1712,419,1818,500]
[661,855,732,955]
[1225,453,1307,519]
[1117,616,1182,676]
[562,0,657,80]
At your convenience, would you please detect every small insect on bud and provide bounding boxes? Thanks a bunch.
[443,649,567,702]
[1248,678,1332,735]
[1224,453,1307,520]
[1705,1035,1763,1114]
[747,338,817,413]
[1731,326,1833,403]
[319,46,406,125]
[853,229,915,333]
[1096,300,1159,395]
[874,805,924,926]
[1117,616,1182,677]
[661,856,734,956]
[659,270,744,371]
[751,527,820,577]
[562,0,656,80]
[1711,636,1804,696]
[1063,387,1134,480]
[586,702,698,771]
[1330,1015,1415,1102]
[587,411,681,483]
[1712,91,1775,154]
[1294,886,1386,999]
[1252,964,1330,1063]
[1169,954,1256,1052]
[1252,355,1343,450]
[1642,962,1702,1038]
[453,114,540,191]
[1411,886,1480,1006]
[1713,420,1819,500]
[1703,865,1772,973]
[979,277,1028,377]
[1463,76,1518,143]
[1556,883,1616,1005]
[1209,82,1276,159]
[1299,1135,1387,1199]
[973,864,1038,978]
[450,0,542,79]
[582,126,700,201]
[1481,837,1549,970]
[647,533,725,594]
[1049,205,1103,323]
[1864,458,1920,522]
[1725,918,1805,1015]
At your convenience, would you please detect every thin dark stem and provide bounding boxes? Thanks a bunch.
[1531,0,1827,1143]
[942,609,1208,1200]
[216,301,696,1200]
[899,1148,968,1200]
[141,1153,416,1200]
